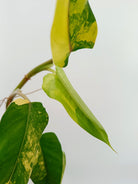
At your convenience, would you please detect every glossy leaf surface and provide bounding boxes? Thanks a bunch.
[51,0,97,67]
[42,67,112,148]
[0,102,48,184]
[31,132,65,184]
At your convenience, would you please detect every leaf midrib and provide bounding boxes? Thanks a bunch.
[7,103,31,183]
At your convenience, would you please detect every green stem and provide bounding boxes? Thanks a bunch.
[14,59,53,90]
[6,59,53,108]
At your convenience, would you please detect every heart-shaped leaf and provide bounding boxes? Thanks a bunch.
[42,67,113,149]
[51,0,97,67]
[0,102,48,184]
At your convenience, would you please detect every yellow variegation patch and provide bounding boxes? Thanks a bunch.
[31,145,47,183]
[14,98,30,105]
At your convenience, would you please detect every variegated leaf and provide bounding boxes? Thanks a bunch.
[42,67,113,149]
[0,102,48,184]
[51,0,97,67]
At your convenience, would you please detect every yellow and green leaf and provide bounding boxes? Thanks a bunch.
[0,102,48,184]
[42,67,112,149]
[51,0,98,67]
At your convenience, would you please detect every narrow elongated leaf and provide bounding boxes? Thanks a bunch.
[51,0,97,67]
[0,102,48,184]
[31,132,65,184]
[42,67,112,148]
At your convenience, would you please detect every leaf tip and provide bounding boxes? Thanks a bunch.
[108,142,117,153]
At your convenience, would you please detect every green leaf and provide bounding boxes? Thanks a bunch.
[42,67,112,149]
[41,133,65,184]
[31,132,65,184]
[61,152,66,180]
[0,102,48,184]
[51,0,97,67]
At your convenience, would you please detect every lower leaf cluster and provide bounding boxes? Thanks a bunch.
[0,102,65,184]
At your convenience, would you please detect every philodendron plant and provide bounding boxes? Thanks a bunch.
[0,0,114,184]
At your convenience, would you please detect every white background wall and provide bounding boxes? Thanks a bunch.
[0,0,138,183]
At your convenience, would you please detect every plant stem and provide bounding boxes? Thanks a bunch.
[6,59,53,108]
[14,59,53,90]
